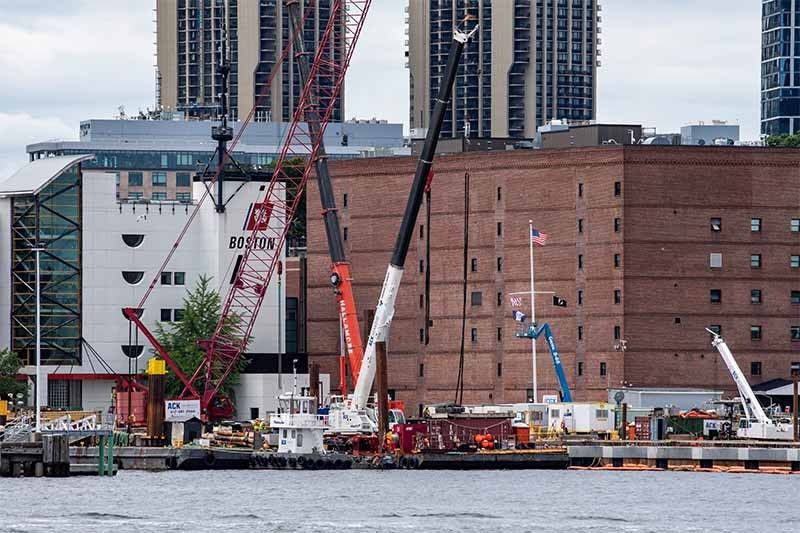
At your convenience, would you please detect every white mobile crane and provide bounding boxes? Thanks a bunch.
[707,329,793,440]
[326,20,479,433]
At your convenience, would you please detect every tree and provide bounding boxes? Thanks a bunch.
[155,275,249,399]
[0,349,25,400]
[766,134,800,147]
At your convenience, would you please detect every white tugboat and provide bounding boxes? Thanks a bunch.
[268,367,329,454]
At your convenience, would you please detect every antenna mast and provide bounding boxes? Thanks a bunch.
[211,0,234,212]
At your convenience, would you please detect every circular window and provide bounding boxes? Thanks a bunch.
[122,234,145,248]
[121,345,144,358]
[122,271,145,285]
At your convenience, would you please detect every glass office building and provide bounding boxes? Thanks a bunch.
[762,0,800,135]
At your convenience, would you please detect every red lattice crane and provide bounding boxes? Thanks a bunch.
[124,0,372,419]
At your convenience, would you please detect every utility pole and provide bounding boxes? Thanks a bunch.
[792,362,799,442]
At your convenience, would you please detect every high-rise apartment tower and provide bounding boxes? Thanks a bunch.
[156,0,344,122]
[407,0,601,139]
[762,0,800,135]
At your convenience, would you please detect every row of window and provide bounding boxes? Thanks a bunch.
[160,308,185,322]
[711,217,800,233]
[123,172,192,188]
[710,289,800,305]
[709,324,800,341]
[578,217,622,234]
[710,253,799,269]
[124,192,193,202]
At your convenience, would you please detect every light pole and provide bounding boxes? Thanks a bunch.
[277,260,283,393]
[33,246,43,433]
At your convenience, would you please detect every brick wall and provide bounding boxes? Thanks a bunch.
[307,146,800,409]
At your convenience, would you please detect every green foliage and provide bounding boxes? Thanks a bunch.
[0,349,25,399]
[155,275,249,398]
[765,134,800,147]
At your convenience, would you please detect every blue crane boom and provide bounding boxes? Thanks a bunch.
[516,322,573,402]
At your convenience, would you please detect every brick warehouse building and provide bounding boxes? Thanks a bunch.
[306,146,800,413]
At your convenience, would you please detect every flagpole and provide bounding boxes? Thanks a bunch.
[529,220,537,403]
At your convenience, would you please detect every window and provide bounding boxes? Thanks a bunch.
[578,183,584,197]
[497,292,502,307]
[173,309,184,321]
[710,289,722,304]
[791,326,800,341]
[577,325,583,340]
[751,289,762,304]
[343,193,348,208]
[709,325,722,335]
[152,192,167,201]
[791,255,800,268]
[176,172,191,187]
[497,327,502,341]
[613,181,621,197]
[419,225,424,239]
[161,272,172,285]
[710,217,722,232]
[496,257,503,272]
[792,290,800,305]
[419,329,424,343]
[577,290,584,305]
[614,254,621,268]
[497,186,502,201]
[160,308,172,322]
[114,173,120,185]
[497,222,503,236]
[419,294,424,309]
[578,254,583,269]
[710,253,722,268]
[174,272,185,285]
[613,326,621,340]
[792,218,800,232]
[577,362,583,376]
[121,234,144,248]
[419,363,424,377]
[176,192,192,203]
[497,362,502,377]
[750,362,762,376]
[471,328,478,343]
[578,219,584,233]
[751,218,762,232]
[470,258,477,272]
[128,172,143,186]
[471,291,482,306]
[614,289,621,304]
[122,271,144,285]
[419,260,425,273]
[751,254,762,268]
[128,192,144,200]
[614,217,621,233]
[152,172,167,186]
[750,325,762,340]
[343,227,348,241]
[600,362,607,376]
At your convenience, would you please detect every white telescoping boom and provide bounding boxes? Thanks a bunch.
[351,23,478,410]
[707,329,792,440]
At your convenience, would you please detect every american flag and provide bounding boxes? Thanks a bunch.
[530,227,548,246]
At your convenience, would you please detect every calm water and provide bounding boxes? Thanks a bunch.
[1,470,798,532]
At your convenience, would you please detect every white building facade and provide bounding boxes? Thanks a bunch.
[0,154,326,419]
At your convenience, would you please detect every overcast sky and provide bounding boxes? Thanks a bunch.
[0,0,761,179]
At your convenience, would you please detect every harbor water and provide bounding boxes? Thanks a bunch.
[2,469,797,532]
